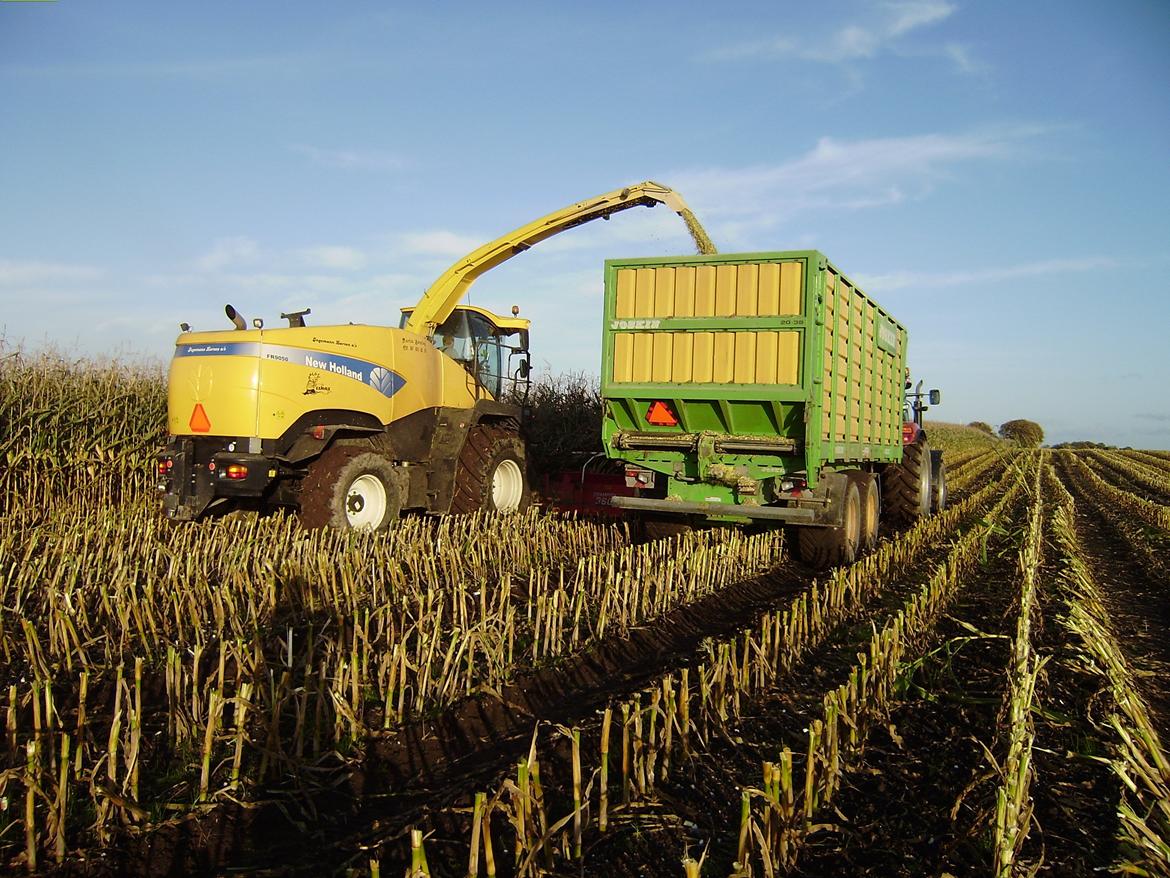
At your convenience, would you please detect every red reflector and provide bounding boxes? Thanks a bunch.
[225,464,248,480]
[190,403,211,433]
[646,401,679,427]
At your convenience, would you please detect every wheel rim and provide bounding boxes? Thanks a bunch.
[490,459,524,511]
[864,488,879,546]
[843,488,861,560]
[920,464,932,513]
[937,472,948,511]
[345,474,387,530]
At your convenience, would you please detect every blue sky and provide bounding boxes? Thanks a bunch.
[2,1,1168,447]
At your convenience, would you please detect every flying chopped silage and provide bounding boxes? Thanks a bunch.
[679,206,717,255]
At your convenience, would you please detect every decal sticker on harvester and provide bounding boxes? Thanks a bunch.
[175,343,406,398]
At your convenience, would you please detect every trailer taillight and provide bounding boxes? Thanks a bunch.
[223,464,248,480]
[902,423,918,445]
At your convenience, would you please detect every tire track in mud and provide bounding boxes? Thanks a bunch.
[785,492,1026,876]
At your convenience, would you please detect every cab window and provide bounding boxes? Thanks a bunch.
[433,310,504,398]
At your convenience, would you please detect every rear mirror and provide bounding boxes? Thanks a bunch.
[929,389,941,405]
[518,359,531,379]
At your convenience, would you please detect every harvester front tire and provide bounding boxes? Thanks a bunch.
[451,426,530,515]
[798,477,861,569]
[298,447,402,532]
[930,450,948,514]
[847,470,880,553]
[883,439,932,526]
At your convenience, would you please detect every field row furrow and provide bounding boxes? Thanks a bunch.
[1061,451,1170,532]
[1087,448,1170,502]
[1049,461,1170,876]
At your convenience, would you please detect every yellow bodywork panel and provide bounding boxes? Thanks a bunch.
[610,262,803,386]
[168,325,481,440]
[820,268,904,447]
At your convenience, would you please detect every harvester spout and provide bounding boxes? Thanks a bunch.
[403,181,716,337]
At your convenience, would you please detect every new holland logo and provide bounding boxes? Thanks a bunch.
[368,367,402,396]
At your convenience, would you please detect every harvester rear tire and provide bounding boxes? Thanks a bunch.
[883,439,932,526]
[451,424,530,515]
[930,450,948,514]
[798,477,861,569]
[847,470,880,553]
[298,447,402,532]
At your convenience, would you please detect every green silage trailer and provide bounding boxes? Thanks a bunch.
[600,250,945,566]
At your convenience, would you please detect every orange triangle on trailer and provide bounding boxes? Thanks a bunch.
[189,403,211,433]
[646,401,678,427]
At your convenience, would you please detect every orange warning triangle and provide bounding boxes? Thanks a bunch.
[646,401,678,427]
[189,403,211,433]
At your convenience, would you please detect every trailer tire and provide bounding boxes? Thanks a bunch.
[798,477,861,568]
[883,439,932,525]
[930,450,947,514]
[298,447,402,532]
[451,424,530,514]
[847,470,880,553]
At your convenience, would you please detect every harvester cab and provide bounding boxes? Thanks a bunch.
[399,304,532,403]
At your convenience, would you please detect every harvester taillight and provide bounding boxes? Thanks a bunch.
[157,458,174,476]
[223,464,248,481]
[646,401,679,427]
[309,425,326,440]
[189,403,211,433]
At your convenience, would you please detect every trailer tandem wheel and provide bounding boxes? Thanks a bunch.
[847,470,880,552]
[798,476,861,569]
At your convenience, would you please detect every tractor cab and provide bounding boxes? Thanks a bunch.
[400,304,531,401]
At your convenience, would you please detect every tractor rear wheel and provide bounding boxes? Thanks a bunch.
[883,439,932,526]
[798,476,861,568]
[451,424,530,514]
[930,450,948,514]
[847,470,880,553]
[298,447,402,531]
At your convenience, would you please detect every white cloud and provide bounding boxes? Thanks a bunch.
[671,127,1040,240]
[856,257,1118,292]
[298,245,367,271]
[707,1,972,73]
[396,230,486,258]
[0,259,103,286]
[291,144,404,171]
[196,237,260,271]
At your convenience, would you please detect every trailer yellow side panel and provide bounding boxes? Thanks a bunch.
[820,269,905,448]
[611,262,803,386]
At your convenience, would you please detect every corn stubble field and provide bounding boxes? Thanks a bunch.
[2,352,1170,877]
